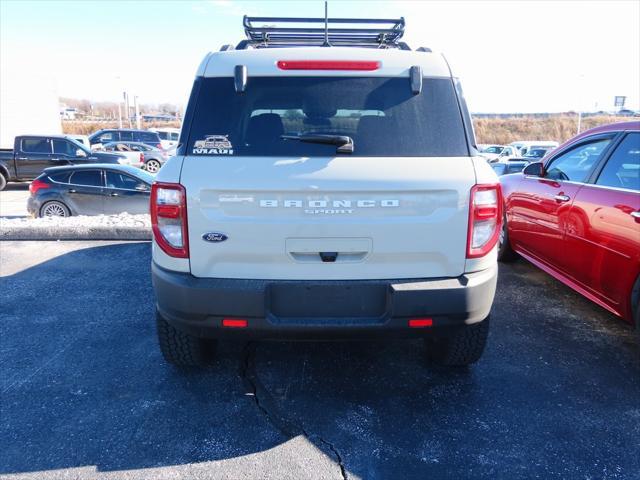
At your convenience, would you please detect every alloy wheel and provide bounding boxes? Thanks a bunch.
[146,160,161,173]
[42,202,68,217]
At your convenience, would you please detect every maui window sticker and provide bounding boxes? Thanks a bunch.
[193,135,233,155]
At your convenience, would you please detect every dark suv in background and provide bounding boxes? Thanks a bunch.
[89,129,163,149]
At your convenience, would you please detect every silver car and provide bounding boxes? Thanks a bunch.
[103,141,168,173]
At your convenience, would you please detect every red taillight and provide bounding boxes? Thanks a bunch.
[277,60,380,71]
[409,318,433,328]
[150,182,189,258]
[30,179,50,195]
[466,184,503,259]
[222,318,248,328]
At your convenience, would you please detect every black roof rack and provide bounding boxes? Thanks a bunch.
[241,16,407,49]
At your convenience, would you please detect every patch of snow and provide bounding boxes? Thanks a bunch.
[0,213,150,229]
[0,213,151,240]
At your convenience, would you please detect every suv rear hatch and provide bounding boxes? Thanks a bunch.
[180,75,475,280]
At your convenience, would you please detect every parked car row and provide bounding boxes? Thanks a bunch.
[478,141,558,163]
[88,127,180,151]
[89,128,180,170]
[0,127,181,190]
[103,141,167,173]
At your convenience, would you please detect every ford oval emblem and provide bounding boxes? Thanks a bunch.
[202,232,228,243]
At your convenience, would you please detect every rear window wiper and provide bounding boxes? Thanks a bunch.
[281,134,354,154]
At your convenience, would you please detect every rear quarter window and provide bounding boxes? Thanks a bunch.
[186,76,469,157]
[48,172,71,183]
[139,132,161,143]
[69,170,103,187]
[596,132,640,191]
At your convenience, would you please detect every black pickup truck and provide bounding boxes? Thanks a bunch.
[0,135,124,190]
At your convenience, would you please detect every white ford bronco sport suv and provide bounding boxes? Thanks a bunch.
[151,16,502,367]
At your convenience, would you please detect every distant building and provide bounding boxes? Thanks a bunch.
[60,106,80,120]
[142,113,178,122]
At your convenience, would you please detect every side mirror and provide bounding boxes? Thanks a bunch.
[523,161,543,176]
[76,149,87,157]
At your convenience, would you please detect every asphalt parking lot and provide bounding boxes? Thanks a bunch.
[1,241,639,480]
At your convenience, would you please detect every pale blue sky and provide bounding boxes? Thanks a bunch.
[1,0,639,112]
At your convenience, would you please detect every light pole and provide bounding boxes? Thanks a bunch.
[134,95,141,129]
[577,111,582,135]
[124,91,131,128]
[576,73,585,135]
[115,76,124,128]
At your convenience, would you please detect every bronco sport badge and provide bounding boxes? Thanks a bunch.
[193,135,233,155]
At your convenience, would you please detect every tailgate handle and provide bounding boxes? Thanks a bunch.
[286,238,372,264]
[319,252,338,263]
[289,250,368,263]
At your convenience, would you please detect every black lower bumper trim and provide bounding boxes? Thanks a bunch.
[152,263,497,340]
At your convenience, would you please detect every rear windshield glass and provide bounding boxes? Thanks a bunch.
[187,77,468,157]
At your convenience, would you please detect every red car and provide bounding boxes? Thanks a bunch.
[499,122,640,327]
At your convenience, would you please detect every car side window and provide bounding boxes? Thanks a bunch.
[120,131,134,141]
[140,132,160,143]
[170,132,180,141]
[52,139,76,156]
[545,138,612,182]
[106,171,146,190]
[98,132,115,142]
[69,170,103,187]
[21,138,51,154]
[596,133,640,191]
[114,143,132,152]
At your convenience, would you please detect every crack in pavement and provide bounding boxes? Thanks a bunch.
[239,342,348,480]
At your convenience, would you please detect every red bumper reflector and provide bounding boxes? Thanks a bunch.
[222,318,248,328]
[277,60,380,71]
[409,318,433,328]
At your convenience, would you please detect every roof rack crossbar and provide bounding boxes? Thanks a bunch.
[241,15,406,49]
[244,16,404,25]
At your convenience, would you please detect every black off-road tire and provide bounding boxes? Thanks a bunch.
[0,173,7,191]
[156,311,216,366]
[497,214,518,262]
[426,316,490,366]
